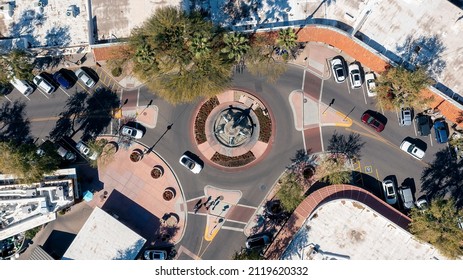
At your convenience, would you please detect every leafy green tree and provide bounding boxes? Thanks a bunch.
[316,155,352,185]
[129,6,233,103]
[276,28,297,51]
[221,32,250,63]
[376,67,433,111]
[276,173,305,212]
[232,248,264,260]
[245,34,287,83]
[0,141,60,183]
[87,138,117,168]
[409,198,463,259]
[0,49,34,83]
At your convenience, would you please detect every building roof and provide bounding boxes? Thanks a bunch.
[1,0,90,47]
[62,207,146,260]
[281,200,447,260]
[0,169,77,240]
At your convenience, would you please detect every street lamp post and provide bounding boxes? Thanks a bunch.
[138,100,153,118]
[343,106,356,121]
[143,124,173,156]
[322,98,335,115]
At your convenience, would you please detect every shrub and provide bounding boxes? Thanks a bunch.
[111,66,122,77]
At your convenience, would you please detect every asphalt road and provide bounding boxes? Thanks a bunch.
[320,65,450,205]
[1,61,450,260]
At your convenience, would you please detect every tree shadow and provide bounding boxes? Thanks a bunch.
[49,88,119,142]
[44,26,71,47]
[49,91,88,141]
[263,208,297,259]
[80,87,120,141]
[8,9,45,47]
[327,130,365,161]
[0,100,31,143]
[421,148,463,207]
[395,34,447,79]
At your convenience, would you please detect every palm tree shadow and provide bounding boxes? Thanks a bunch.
[0,100,32,143]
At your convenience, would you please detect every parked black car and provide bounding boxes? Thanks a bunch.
[415,114,431,136]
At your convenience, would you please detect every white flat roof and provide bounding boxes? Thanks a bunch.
[62,207,146,260]
[281,200,447,260]
[1,0,90,47]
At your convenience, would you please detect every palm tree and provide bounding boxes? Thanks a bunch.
[0,49,34,83]
[189,32,212,59]
[129,6,233,104]
[221,32,250,63]
[276,28,297,51]
[375,66,434,111]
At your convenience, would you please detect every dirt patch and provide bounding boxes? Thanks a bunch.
[254,107,272,143]
[349,229,366,242]
[351,201,365,210]
[211,151,256,167]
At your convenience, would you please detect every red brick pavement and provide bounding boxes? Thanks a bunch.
[304,127,323,153]
[264,184,411,260]
[303,71,322,100]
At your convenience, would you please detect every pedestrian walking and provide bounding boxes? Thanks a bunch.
[194,199,202,214]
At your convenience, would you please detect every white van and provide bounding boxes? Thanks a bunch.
[10,77,34,97]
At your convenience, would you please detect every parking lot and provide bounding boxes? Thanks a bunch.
[1,65,125,150]
[320,54,455,213]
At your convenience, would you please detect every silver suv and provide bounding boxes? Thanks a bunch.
[399,108,412,126]
[398,186,415,210]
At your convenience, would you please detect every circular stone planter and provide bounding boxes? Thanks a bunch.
[130,151,143,162]
[151,166,164,179]
[163,188,175,201]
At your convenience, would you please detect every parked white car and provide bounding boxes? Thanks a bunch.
[348,63,362,89]
[75,68,96,88]
[121,125,143,139]
[76,141,98,160]
[365,72,377,97]
[400,139,425,160]
[331,57,347,83]
[33,74,56,94]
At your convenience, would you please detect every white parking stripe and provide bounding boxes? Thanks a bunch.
[361,84,367,104]
[3,95,12,102]
[413,119,418,136]
[347,81,351,94]
[429,134,433,147]
[59,87,70,97]
[221,226,244,232]
[38,89,50,99]
[395,108,400,126]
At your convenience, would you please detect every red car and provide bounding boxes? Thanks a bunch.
[361,112,385,132]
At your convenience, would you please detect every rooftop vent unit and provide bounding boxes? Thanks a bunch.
[66,5,77,17]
